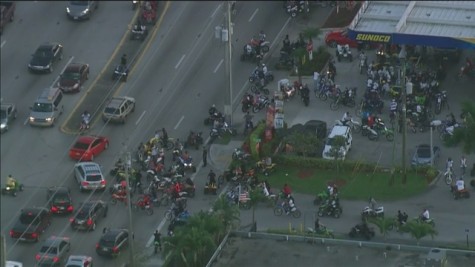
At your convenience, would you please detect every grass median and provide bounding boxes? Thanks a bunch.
[265,165,432,201]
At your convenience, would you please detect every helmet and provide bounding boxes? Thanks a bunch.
[262,63,266,67]
[392,99,396,102]
[212,104,216,108]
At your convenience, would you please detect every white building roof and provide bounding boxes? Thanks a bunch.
[349,1,475,39]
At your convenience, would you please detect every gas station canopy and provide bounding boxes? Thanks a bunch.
[346,1,475,49]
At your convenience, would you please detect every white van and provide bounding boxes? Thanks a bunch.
[322,125,352,160]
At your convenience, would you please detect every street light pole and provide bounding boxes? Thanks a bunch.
[125,152,135,266]
[223,1,233,126]
[399,47,407,184]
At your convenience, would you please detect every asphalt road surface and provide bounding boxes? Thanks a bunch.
[1,1,295,266]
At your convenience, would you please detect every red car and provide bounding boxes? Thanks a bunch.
[58,63,90,93]
[325,30,360,48]
[69,135,109,161]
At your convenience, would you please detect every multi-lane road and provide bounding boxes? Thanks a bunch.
[1,1,293,266]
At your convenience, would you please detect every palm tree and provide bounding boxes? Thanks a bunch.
[301,27,321,44]
[400,220,438,245]
[367,217,396,240]
[186,211,225,243]
[212,195,240,230]
[448,101,475,153]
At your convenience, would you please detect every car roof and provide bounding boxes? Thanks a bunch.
[80,200,102,209]
[43,236,70,247]
[64,63,84,72]
[106,97,128,109]
[21,207,48,214]
[76,162,102,173]
[103,229,127,239]
[328,125,350,138]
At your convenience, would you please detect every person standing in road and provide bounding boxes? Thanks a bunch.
[461,155,467,177]
[153,230,162,253]
[121,54,127,66]
[202,146,208,167]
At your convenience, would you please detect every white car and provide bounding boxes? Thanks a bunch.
[66,255,93,267]
[322,125,352,160]
[74,162,106,192]
[6,261,23,267]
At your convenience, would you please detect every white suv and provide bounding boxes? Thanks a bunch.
[322,125,353,160]
[74,162,106,192]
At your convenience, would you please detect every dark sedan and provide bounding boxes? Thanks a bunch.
[411,144,440,167]
[28,43,63,73]
[47,186,73,214]
[96,228,128,257]
[70,200,108,231]
[66,1,99,20]
[58,63,90,93]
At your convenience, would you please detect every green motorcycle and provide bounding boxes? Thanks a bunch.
[307,225,335,238]
[313,190,330,206]
[374,120,394,141]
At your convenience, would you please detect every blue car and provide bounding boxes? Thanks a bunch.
[411,144,440,167]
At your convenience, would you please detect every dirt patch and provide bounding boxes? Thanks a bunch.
[297,169,314,179]
[322,2,361,29]
[326,179,347,188]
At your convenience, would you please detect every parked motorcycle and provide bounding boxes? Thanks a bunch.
[1,182,24,197]
[252,95,271,113]
[133,195,154,216]
[336,44,353,62]
[361,125,378,141]
[130,24,148,41]
[232,148,251,161]
[249,70,274,84]
[242,94,254,113]
[361,205,384,221]
[434,91,449,115]
[210,121,237,139]
[349,223,375,240]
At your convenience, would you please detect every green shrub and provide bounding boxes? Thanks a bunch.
[249,122,266,160]
[273,155,382,173]
[291,46,331,76]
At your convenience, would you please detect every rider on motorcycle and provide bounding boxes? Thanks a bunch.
[359,51,367,67]
[133,19,146,33]
[455,177,465,191]
[209,104,218,116]
[208,170,217,187]
[259,30,266,42]
[341,112,351,126]
[282,183,292,198]
[244,43,253,56]
[397,210,408,225]
[81,110,91,127]
[421,208,430,222]
[6,175,18,189]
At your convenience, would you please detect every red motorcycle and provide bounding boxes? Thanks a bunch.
[134,195,154,215]
[111,191,128,205]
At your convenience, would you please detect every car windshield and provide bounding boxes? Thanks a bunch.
[104,107,119,115]
[40,246,58,254]
[0,110,6,120]
[417,148,431,158]
[73,142,89,150]
[19,213,38,225]
[34,49,53,58]
[86,174,102,182]
[53,195,69,204]
[71,1,89,5]
[62,72,80,80]
[32,103,53,112]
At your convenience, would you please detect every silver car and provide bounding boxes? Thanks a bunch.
[411,144,441,167]
[74,162,106,192]
[0,103,17,132]
[65,255,93,267]
[35,236,71,266]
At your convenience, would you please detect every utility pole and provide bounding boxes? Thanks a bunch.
[223,1,233,126]
[399,47,407,184]
[125,152,135,267]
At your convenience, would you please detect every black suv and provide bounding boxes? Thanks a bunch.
[28,42,63,73]
[47,186,73,214]
[96,228,128,257]
[9,207,52,242]
[70,200,108,231]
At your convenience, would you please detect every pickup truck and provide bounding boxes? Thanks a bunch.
[0,1,15,35]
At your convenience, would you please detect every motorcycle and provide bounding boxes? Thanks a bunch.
[184,131,203,150]
[317,199,342,218]
[459,64,475,78]
[349,223,375,240]
[336,44,353,62]
[450,185,470,200]
[112,65,129,82]
[307,225,334,238]
[415,216,436,227]
[240,47,263,63]
[252,95,270,113]
[361,205,384,221]
[232,148,251,161]
[249,70,274,85]
[361,125,378,141]
[172,142,183,162]
[79,117,90,133]
[286,1,309,18]
[241,94,254,113]
[204,182,218,195]
[250,39,270,54]
[330,91,356,110]
[178,156,196,173]
[133,195,154,216]
[281,84,297,100]
[373,120,395,141]
[434,91,449,115]
[273,201,301,218]
[210,121,237,139]
[335,119,361,134]
[204,111,224,126]
[111,192,128,205]
[255,160,276,176]
[250,82,270,95]
[1,182,24,197]
[313,190,331,206]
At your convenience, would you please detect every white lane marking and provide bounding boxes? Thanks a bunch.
[213,59,224,73]
[23,117,29,125]
[269,17,291,51]
[175,54,186,69]
[1,41,6,48]
[51,56,75,87]
[173,115,184,130]
[248,8,259,22]
[211,3,222,18]
[146,136,212,247]
[135,110,146,125]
